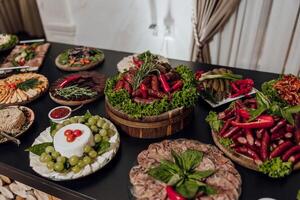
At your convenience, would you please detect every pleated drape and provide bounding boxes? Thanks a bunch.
[191,0,240,63]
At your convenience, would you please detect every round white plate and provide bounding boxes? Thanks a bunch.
[29,118,120,181]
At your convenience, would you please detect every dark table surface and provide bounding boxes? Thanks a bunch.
[0,42,298,200]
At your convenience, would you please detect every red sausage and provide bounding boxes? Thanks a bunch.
[288,153,300,164]
[245,129,254,146]
[151,75,159,91]
[282,145,300,161]
[222,126,240,138]
[270,119,286,133]
[261,130,270,161]
[114,80,124,91]
[269,141,293,159]
[124,81,132,94]
[219,117,235,136]
[235,146,262,164]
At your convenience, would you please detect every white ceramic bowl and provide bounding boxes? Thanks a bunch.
[48,106,72,123]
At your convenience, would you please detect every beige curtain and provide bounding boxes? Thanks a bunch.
[0,0,44,37]
[191,0,240,63]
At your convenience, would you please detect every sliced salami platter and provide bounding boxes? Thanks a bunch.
[129,139,242,200]
[55,47,104,71]
[49,71,106,106]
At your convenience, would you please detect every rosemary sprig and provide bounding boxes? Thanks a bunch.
[132,52,160,90]
[17,78,41,91]
[55,85,97,99]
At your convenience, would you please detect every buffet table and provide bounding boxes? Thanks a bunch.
[0,42,298,200]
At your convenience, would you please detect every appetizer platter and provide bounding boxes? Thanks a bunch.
[195,68,256,107]
[49,71,106,106]
[0,43,50,75]
[105,51,198,138]
[129,139,241,200]
[0,72,49,106]
[55,47,105,71]
[28,111,120,181]
[0,34,18,52]
[0,106,34,144]
[207,91,300,178]
[117,52,169,72]
[262,74,300,106]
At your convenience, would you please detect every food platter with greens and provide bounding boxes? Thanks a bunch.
[0,34,18,52]
[55,47,105,71]
[27,111,120,181]
[129,139,241,200]
[207,91,300,178]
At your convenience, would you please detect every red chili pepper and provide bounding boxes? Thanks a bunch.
[132,57,143,68]
[158,73,171,93]
[171,80,183,91]
[231,115,274,129]
[195,70,204,80]
[140,83,148,98]
[166,186,186,200]
[59,74,81,88]
[230,78,254,97]
[237,109,250,120]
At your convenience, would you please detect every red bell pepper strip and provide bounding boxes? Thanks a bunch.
[140,83,148,98]
[231,115,274,129]
[166,186,186,200]
[59,74,81,88]
[171,80,183,91]
[158,73,171,93]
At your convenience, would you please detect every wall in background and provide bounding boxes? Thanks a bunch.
[37,0,300,75]
[36,0,194,61]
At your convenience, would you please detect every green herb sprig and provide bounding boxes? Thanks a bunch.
[55,85,98,100]
[17,78,41,91]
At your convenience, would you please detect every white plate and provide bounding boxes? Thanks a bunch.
[203,88,257,108]
[29,118,120,181]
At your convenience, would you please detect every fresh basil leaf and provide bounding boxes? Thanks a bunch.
[148,164,177,184]
[181,149,203,172]
[25,142,53,156]
[175,179,200,199]
[160,159,182,175]
[202,185,217,195]
[171,150,184,170]
[95,140,110,155]
[188,170,215,180]
[205,111,223,132]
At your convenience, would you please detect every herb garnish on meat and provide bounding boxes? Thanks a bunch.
[148,149,216,199]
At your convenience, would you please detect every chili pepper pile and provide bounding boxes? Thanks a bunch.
[230,78,254,98]
[114,56,184,105]
[216,98,300,166]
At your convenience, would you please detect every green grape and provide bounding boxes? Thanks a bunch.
[69,155,79,166]
[94,134,102,143]
[71,166,81,174]
[45,146,55,154]
[88,117,97,125]
[84,145,92,153]
[100,129,108,136]
[44,155,52,162]
[108,129,115,137]
[39,153,47,163]
[51,151,61,159]
[54,162,64,172]
[90,125,98,133]
[83,156,92,165]
[102,122,109,129]
[96,119,104,128]
[56,156,66,164]
[69,118,77,123]
[56,124,64,130]
[89,150,98,158]
[102,136,109,141]
[78,160,86,168]
[47,161,55,170]
[94,115,101,120]
[63,120,71,126]
[78,117,85,123]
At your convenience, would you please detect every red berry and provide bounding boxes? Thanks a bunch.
[73,129,82,137]
[64,129,73,137]
[66,134,75,142]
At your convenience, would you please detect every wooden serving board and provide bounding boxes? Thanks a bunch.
[49,93,99,106]
[211,131,300,171]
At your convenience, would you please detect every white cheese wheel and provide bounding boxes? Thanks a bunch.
[53,123,95,158]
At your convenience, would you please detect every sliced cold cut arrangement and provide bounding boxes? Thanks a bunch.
[129,139,241,200]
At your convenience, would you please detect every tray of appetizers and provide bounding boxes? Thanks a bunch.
[0,34,18,52]
[0,106,34,144]
[55,47,104,71]
[0,73,48,106]
[27,111,120,181]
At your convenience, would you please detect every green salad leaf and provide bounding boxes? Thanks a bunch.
[25,142,53,156]
[258,157,292,178]
[148,149,216,199]
[95,140,110,155]
[105,65,198,118]
[219,137,233,149]
[261,78,288,107]
[205,111,223,132]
